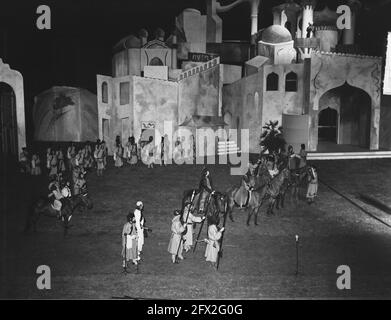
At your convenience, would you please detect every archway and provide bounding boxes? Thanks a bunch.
[318,107,338,143]
[149,57,164,66]
[0,82,18,156]
[318,83,371,150]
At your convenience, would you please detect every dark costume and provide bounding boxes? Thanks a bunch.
[198,169,214,213]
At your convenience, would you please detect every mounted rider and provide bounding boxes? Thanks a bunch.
[198,167,215,214]
[48,175,63,219]
[74,171,87,196]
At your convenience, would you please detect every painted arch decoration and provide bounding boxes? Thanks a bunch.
[0,58,26,159]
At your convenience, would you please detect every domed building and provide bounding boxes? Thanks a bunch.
[258,25,297,65]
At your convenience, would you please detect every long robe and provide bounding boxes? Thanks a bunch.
[167,215,185,255]
[306,169,318,199]
[122,222,138,261]
[130,144,138,165]
[134,209,144,253]
[182,207,203,250]
[114,146,123,167]
[205,224,222,263]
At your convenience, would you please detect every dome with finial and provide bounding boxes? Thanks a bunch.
[138,28,149,38]
[154,28,165,40]
[261,25,292,44]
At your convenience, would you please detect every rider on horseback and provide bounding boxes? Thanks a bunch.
[198,168,215,215]
[74,172,87,196]
[48,175,63,219]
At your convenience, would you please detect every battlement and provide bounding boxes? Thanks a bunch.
[314,50,383,61]
[177,57,220,81]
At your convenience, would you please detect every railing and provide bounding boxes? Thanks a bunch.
[177,57,220,81]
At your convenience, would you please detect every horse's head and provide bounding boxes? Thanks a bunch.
[282,168,290,179]
[211,191,227,214]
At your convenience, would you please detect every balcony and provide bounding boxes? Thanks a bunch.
[294,38,320,49]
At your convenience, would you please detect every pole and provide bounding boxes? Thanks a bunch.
[175,190,195,263]
[193,194,212,253]
[216,200,228,270]
[295,234,299,276]
[123,232,128,274]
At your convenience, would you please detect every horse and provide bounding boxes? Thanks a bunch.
[264,168,290,215]
[25,193,93,236]
[254,160,272,189]
[288,165,309,203]
[225,174,268,226]
[182,189,227,221]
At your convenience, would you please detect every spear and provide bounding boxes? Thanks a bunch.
[193,193,212,253]
[216,200,228,270]
[175,190,195,263]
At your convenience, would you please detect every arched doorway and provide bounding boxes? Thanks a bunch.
[318,107,338,143]
[149,57,164,66]
[0,82,18,156]
[318,83,371,150]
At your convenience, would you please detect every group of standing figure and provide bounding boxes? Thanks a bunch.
[168,168,225,269]
[121,201,147,270]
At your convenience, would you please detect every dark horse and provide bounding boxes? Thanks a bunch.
[265,168,290,215]
[182,189,227,220]
[225,175,269,226]
[25,193,93,236]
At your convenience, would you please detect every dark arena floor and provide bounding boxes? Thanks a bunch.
[2,158,391,299]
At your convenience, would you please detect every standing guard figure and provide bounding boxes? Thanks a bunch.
[182,201,205,253]
[198,168,214,214]
[168,210,186,263]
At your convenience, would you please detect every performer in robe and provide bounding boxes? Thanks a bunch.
[198,168,215,214]
[57,149,66,173]
[122,212,139,270]
[125,137,132,164]
[31,154,42,176]
[49,150,58,177]
[19,147,30,174]
[287,145,300,170]
[204,215,225,268]
[46,148,52,173]
[67,144,76,171]
[129,136,138,165]
[114,142,124,168]
[167,209,186,263]
[101,140,108,169]
[48,175,63,219]
[306,166,318,204]
[181,202,205,253]
[142,136,155,168]
[298,144,307,169]
[95,143,104,176]
[74,172,87,196]
[134,201,145,261]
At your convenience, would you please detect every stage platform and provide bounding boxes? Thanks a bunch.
[308,142,391,160]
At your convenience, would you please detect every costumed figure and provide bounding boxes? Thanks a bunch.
[167,210,186,263]
[204,215,225,268]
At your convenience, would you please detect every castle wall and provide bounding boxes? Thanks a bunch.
[178,63,220,125]
[309,52,382,151]
[133,76,178,143]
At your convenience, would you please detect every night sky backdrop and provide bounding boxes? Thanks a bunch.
[1,0,391,110]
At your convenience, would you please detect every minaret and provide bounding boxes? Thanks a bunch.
[342,0,361,46]
[250,0,260,37]
[301,0,314,39]
[295,0,317,60]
